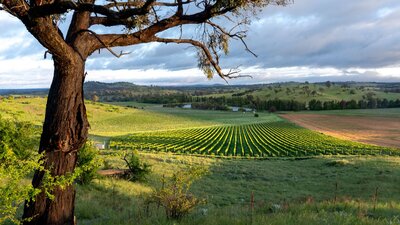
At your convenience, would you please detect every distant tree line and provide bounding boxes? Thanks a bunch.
[95,93,192,104]
[81,81,400,112]
[164,95,400,112]
[309,98,400,110]
[164,96,306,111]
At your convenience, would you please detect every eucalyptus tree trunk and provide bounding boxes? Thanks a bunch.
[23,55,89,225]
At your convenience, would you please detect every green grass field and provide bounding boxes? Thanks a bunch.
[75,152,400,225]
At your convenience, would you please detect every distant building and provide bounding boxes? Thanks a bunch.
[230,106,254,112]
[231,107,239,112]
[95,143,106,150]
[182,104,192,109]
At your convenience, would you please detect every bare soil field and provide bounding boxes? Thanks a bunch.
[280,114,400,148]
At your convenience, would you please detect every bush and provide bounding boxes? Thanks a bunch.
[76,142,102,185]
[325,159,352,167]
[150,166,207,220]
[103,160,113,170]
[123,150,151,181]
[0,117,41,224]
[0,118,38,161]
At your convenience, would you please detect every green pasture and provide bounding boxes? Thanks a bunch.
[75,153,400,225]
[207,83,400,102]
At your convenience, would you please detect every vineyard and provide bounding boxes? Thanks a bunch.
[110,121,398,157]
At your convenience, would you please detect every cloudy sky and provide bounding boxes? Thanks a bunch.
[1,0,400,88]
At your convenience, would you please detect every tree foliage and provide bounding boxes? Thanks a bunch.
[0,118,41,224]
[123,150,151,181]
[0,117,97,224]
[75,142,102,185]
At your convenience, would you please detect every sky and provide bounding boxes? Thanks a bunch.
[1,0,400,88]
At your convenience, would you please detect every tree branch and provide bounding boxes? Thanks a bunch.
[151,36,245,81]
[28,0,156,18]
[104,0,192,9]
[78,29,131,58]
[206,20,258,57]
[66,0,95,44]
[1,0,30,18]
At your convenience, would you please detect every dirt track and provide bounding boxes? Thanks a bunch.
[280,114,400,148]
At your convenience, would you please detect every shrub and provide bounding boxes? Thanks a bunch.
[76,142,102,185]
[150,166,207,220]
[0,118,38,161]
[325,159,352,167]
[103,160,113,170]
[0,117,41,224]
[123,150,151,181]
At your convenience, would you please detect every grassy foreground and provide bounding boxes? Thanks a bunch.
[75,152,400,225]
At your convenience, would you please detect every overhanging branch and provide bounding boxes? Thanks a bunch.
[79,29,131,58]
[206,20,258,58]
[29,0,156,18]
[151,36,250,81]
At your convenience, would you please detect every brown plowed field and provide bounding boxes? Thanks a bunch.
[280,114,400,148]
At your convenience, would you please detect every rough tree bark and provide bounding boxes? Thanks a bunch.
[23,54,89,225]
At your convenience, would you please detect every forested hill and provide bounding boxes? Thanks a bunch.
[0,88,48,96]
[84,81,158,91]
[83,81,181,102]
[83,81,400,111]
[2,81,400,111]
[83,81,241,103]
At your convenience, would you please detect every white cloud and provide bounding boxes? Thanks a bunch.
[0,54,53,88]
[376,7,397,18]
[0,13,20,24]
[0,34,33,55]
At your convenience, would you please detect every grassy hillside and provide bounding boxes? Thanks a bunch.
[208,82,400,102]
[0,97,270,136]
